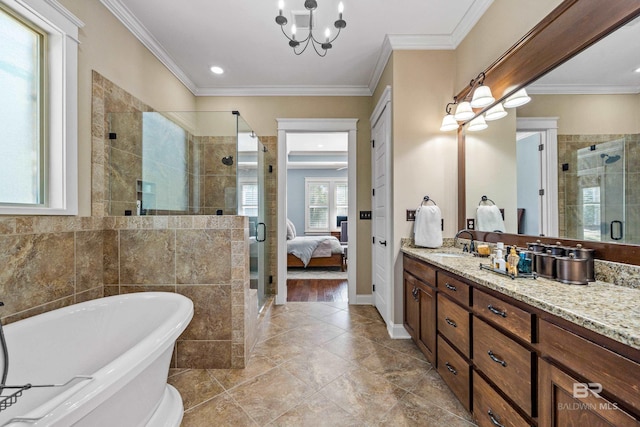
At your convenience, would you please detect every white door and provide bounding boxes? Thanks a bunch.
[371,101,391,325]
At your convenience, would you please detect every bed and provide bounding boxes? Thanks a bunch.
[286,219,344,270]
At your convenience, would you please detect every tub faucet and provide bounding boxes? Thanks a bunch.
[454,229,475,253]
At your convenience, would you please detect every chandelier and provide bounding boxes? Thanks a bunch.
[275,1,346,57]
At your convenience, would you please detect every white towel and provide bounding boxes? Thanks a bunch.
[476,205,505,232]
[414,205,443,248]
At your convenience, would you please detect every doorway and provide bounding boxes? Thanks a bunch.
[276,119,358,305]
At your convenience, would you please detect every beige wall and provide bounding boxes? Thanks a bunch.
[58,0,196,216]
[455,0,563,93]
[196,96,374,295]
[465,112,518,231]
[519,94,640,134]
[387,50,457,324]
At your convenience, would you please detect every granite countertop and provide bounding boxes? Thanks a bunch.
[401,243,640,351]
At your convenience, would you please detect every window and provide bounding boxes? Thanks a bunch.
[240,182,258,217]
[305,178,347,233]
[0,1,82,215]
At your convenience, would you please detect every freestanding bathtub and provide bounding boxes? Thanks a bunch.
[0,292,193,427]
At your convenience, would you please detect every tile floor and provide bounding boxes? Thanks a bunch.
[169,301,476,426]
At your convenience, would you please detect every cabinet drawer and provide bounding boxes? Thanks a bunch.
[437,271,470,306]
[474,289,533,342]
[539,319,640,415]
[437,294,471,358]
[403,255,436,285]
[437,335,471,412]
[473,318,534,416]
[473,371,531,427]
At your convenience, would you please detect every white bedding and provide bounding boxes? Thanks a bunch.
[287,235,343,267]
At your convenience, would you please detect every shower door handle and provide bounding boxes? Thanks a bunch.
[256,222,266,242]
[610,220,623,241]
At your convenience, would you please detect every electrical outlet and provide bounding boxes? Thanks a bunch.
[467,218,475,230]
[359,210,372,220]
[406,209,416,221]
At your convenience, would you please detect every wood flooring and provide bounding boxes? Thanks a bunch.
[287,279,348,302]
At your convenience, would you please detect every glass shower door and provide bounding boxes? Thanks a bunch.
[576,139,626,242]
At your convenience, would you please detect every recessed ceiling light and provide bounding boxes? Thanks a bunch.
[210,66,224,75]
[634,67,640,73]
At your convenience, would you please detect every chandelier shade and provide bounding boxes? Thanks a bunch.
[276,1,346,56]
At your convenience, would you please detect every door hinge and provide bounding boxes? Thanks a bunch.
[371,139,375,148]
[538,143,544,151]
[373,284,376,292]
[539,189,545,196]
[372,236,375,244]
[372,188,375,197]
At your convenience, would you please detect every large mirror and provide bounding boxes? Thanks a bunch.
[460,0,640,262]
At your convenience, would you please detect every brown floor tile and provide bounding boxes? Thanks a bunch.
[281,348,356,390]
[270,391,361,427]
[179,301,475,426]
[378,391,476,427]
[167,369,224,411]
[182,393,257,427]
[320,367,407,425]
[208,355,278,390]
[228,367,315,425]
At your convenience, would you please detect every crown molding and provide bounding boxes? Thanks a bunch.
[527,84,640,94]
[367,0,494,93]
[99,0,198,94]
[194,85,372,97]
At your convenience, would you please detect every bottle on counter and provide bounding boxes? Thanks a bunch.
[507,247,520,276]
[518,251,533,274]
[495,249,506,271]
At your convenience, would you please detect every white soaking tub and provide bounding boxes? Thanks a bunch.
[0,292,193,427]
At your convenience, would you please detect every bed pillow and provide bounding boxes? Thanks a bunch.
[286,219,296,240]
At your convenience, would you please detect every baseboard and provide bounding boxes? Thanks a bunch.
[354,294,374,305]
[388,322,411,339]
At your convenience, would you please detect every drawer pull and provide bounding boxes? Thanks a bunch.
[445,283,457,292]
[487,410,505,427]
[445,362,457,375]
[487,304,507,318]
[488,350,507,367]
[445,317,457,328]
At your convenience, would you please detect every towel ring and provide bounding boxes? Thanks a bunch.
[478,195,496,206]
[421,196,437,206]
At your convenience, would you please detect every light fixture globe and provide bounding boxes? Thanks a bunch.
[470,85,495,108]
[484,103,508,121]
[440,114,459,132]
[454,101,475,121]
[467,115,488,132]
[503,88,531,108]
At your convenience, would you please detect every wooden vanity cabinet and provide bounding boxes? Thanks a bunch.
[402,253,640,427]
[403,255,437,364]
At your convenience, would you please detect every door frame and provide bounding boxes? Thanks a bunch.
[276,118,358,304]
[370,86,393,331]
[516,117,559,237]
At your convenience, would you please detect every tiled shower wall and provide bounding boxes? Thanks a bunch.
[0,217,104,325]
[558,133,640,242]
[102,215,254,368]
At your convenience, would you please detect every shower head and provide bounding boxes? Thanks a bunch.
[600,153,621,164]
[221,156,234,166]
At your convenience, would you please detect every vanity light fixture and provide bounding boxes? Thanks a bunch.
[503,88,531,108]
[275,0,346,57]
[467,115,488,132]
[440,98,460,132]
[469,73,495,108]
[484,103,508,121]
[454,101,475,121]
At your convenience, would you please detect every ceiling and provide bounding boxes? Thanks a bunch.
[99,0,493,96]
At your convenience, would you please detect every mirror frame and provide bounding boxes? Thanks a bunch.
[456,0,640,264]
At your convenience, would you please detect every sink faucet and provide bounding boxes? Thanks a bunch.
[454,229,475,253]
